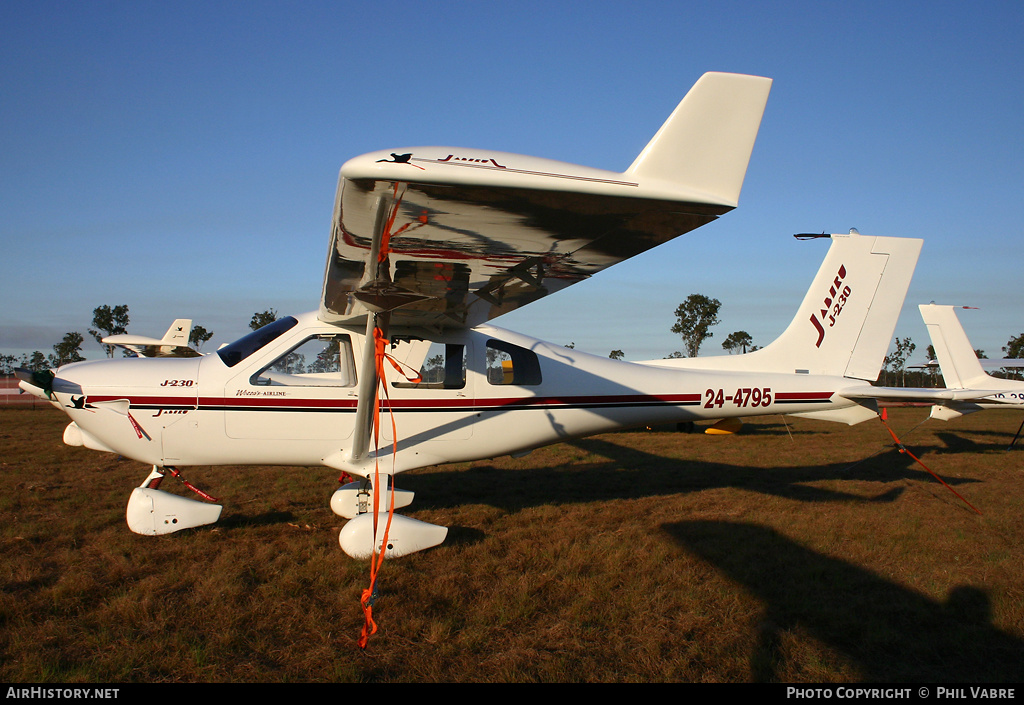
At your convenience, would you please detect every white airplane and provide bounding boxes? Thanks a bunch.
[920,304,1024,422]
[102,319,201,358]
[16,72,972,559]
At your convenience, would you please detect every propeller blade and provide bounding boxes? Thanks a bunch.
[14,367,55,398]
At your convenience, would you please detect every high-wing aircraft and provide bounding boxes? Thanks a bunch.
[920,304,1024,421]
[16,72,964,560]
[102,319,201,358]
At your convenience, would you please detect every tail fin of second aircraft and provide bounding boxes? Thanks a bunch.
[919,304,991,389]
[161,319,192,347]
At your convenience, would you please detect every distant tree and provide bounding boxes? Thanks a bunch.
[189,324,214,350]
[250,309,278,331]
[50,332,86,367]
[20,351,48,372]
[0,354,17,376]
[1002,333,1023,380]
[1004,333,1024,359]
[88,304,130,358]
[671,294,721,358]
[421,354,445,383]
[924,344,938,386]
[722,331,754,355]
[564,342,575,349]
[609,350,624,360]
[883,337,916,387]
[975,349,987,359]
[664,351,684,359]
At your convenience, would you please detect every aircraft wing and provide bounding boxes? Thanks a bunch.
[838,386,1014,403]
[319,72,772,330]
[101,336,202,358]
[100,319,200,358]
[983,359,1024,369]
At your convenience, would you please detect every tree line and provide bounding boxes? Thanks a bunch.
[4,300,1020,388]
[599,294,758,361]
[1,306,281,375]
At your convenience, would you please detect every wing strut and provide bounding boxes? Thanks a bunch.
[346,189,425,647]
[350,188,399,463]
[351,313,388,463]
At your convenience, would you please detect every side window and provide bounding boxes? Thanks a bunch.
[392,340,467,390]
[252,334,356,387]
[486,339,542,385]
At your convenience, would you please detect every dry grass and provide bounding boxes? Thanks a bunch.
[1,406,1022,682]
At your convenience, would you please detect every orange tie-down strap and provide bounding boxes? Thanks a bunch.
[358,326,421,649]
[377,182,428,265]
[878,411,981,516]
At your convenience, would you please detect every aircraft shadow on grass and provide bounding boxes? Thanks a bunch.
[932,430,1013,454]
[213,426,989,538]
[399,433,980,516]
[666,519,1024,682]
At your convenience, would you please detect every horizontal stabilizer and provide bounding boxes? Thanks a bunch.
[789,404,879,426]
[103,319,200,358]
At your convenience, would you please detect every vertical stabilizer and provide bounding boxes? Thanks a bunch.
[919,305,990,389]
[645,233,921,381]
[752,234,921,379]
[161,319,192,347]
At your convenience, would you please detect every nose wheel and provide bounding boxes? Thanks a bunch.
[126,466,222,535]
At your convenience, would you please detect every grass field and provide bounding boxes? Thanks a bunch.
[2,406,1022,683]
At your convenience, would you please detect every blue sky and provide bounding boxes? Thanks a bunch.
[2,1,1021,365]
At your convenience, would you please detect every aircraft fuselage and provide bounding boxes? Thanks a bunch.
[44,311,863,477]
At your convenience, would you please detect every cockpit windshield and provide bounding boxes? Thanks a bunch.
[216,316,298,368]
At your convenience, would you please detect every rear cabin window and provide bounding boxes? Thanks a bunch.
[252,334,357,387]
[391,339,467,390]
[486,339,542,385]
